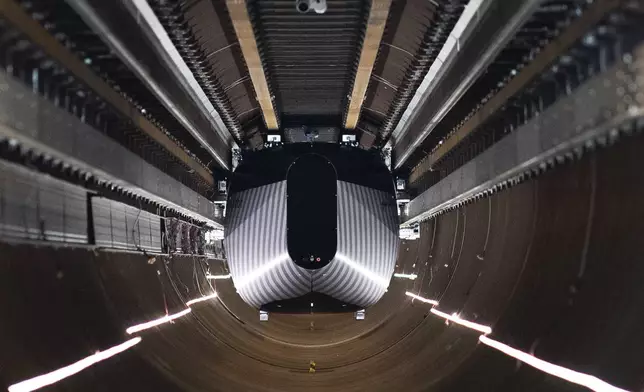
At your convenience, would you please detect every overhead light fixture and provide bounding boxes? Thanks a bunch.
[394,273,417,280]
[479,336,629,392]
[186,292,218,306]
[126,308,192,335]
[206,274,232,280]
[336,252,389,289]
[430,308,492,335]
[405,291,439,305]
[8,337,142,392]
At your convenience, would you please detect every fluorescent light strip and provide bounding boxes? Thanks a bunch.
[394,273,418,280]
[335,253,390,289]
[479,336,629,392]
[125,308,192,335]
[185,292,218,306]
[8,337,142,392]
[430,308,492,335]
[405,291,439,305]
[234,252,290,290]
[206,274,232,280]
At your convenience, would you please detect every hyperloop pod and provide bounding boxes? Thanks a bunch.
[224,144,399,311]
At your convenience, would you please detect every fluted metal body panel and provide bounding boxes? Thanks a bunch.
[224,180,398,308]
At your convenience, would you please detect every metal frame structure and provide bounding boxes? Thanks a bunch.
[402,42,644,225]
[66,0,233,171]
[391,0,542,169]
[0,69,222,227]
[0,0,215,185]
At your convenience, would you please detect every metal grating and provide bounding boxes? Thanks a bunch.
[149,0,252,141]
[361,0,466,140]
[249,0,369,128]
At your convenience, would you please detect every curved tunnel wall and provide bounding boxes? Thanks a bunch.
[3,134,644,391]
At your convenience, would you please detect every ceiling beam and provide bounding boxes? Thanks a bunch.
[344,0,392,130]
[226,0,279,130]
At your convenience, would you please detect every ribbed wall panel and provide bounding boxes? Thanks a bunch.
[92,197,162,252]
[313,181,398,306]
[225,180,398,308]
[225,181,309,308]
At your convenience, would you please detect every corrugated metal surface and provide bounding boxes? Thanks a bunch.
[312,181,398,306]
[0,160,87,244]
[224,179,398,308]
[92,197,162,252]
[249,0,368,127]
[225,181,309,308]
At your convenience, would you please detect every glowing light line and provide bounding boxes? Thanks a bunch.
[394,273,418,280]
[430,308,492,335]
[206,274,232,280]
[479,336,630,392]
[185,292,218,306]
[405,291,439,305]
[8,338,142,392]
[234,252,290,290]
[336,252,390,289]
[125,308,192,335]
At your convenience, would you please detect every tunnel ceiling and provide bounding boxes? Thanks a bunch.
[149,0,469,146]
[96,0,471,151]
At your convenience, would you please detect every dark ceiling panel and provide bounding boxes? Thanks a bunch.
[249,0,369,128]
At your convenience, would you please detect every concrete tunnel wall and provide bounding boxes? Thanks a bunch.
[1,133,644,391]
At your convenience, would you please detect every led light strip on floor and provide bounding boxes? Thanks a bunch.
[394,273,417,280]
[125,308,192,335]
[8,284,220,391]
[429,308,492,335]
[405,291,439,305]
[479,336,629,392]
[405,292,630,391]
[206,274,232,280]
[185,292,218,306]
[7,337,142,392]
